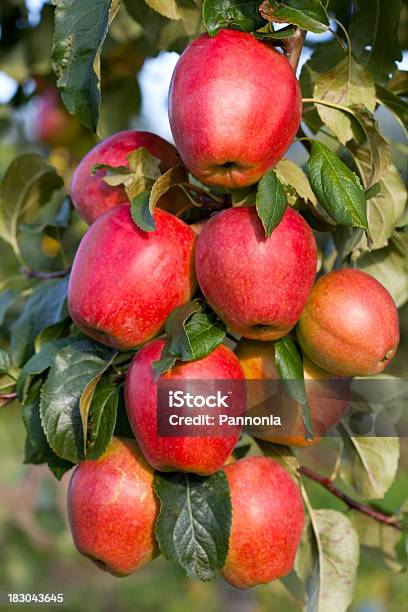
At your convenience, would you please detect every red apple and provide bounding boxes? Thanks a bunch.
[68,437,159,576]
[168,29,301,189]
[236,339,350,446]
[125,339,245,475]
[68,204,196,350]
[195,206,317,340]
[222,456,304,588]
[33,86,81,146]
[297,268,400,376]
[70,130,181,224]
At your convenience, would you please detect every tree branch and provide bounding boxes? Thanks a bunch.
[282,27,307,72]
[20,268,70,280]
[299,465,402,531]
[297,125,312,154]
[0,392,18,407]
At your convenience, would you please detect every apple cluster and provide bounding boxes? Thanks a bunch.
[65,30,400,588]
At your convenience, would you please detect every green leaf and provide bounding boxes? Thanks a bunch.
[350,0,402,84]
[0,289,19,326]
[0,376,15,401]
[16,337,78,402]
[256,169,287,237]
[350,151,406,252]
[396,208,408,229]
[152,350,177,379]
[184,312,226,359]
[365,183,381,201]
[148,165,189,216]
[153,300,226,377]
[34,318,71,353]
[257,440,299,475]
[260,0,329,34]
[230,186,257,206]
[52,0,121,132]
[131,190,155,232]
[203,0,264,36]
[280,569,306,602]
[160,300,202,362]
[274,337,314,440]
[296,506,359,612]
[40,339,116,463]
[0,348,11,374]
[22,381,74,478]
[314,56,376,145]
[307,142,369,235]
[145,0,182,20]
[86,379,119,460]
[79,373,119,459]
[0,154,63,258]
[10,277,69,367]
[339,426,400,499]
[154,470,231,581]
[275,159,317,206]
[348,107,391,189]
[401,512,408,534]
[356,233,408,309]
[349,511,404,572]
[23,192,72,235]
[232,440,253,459]
[98,147,162,202]
[23,382,53,464]
[254,24,296,40]
[389,70,408,96]
[125,0,204,52]
[299,40,345,133]
[376,84,408,132]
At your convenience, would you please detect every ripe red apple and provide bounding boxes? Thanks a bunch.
[70,130,181,224]
[33,86,81,146]
[195,206,317,340]
[125,339,245,475]
[68,204,196,350]
[236,339,350,446]
[68,437,159,576]
[168,29,301,189]
[222,456,304,588]
[297,268,400,376]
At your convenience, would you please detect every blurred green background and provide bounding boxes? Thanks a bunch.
[1,1,407,610]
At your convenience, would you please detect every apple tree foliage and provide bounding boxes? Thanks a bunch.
[0,0,407,608]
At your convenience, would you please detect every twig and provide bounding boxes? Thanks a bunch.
[177,184,231,219]
[299,465,402,531]
[0,392,18,406]
[282,27,307,71]
[297,125,312,154]
[180,183,225,204]
[226,333,239,344]
[194,192,231,213]
[20,268,70,280]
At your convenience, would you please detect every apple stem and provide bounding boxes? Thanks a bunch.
[20,267,70,280]
[298,465,402,531]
